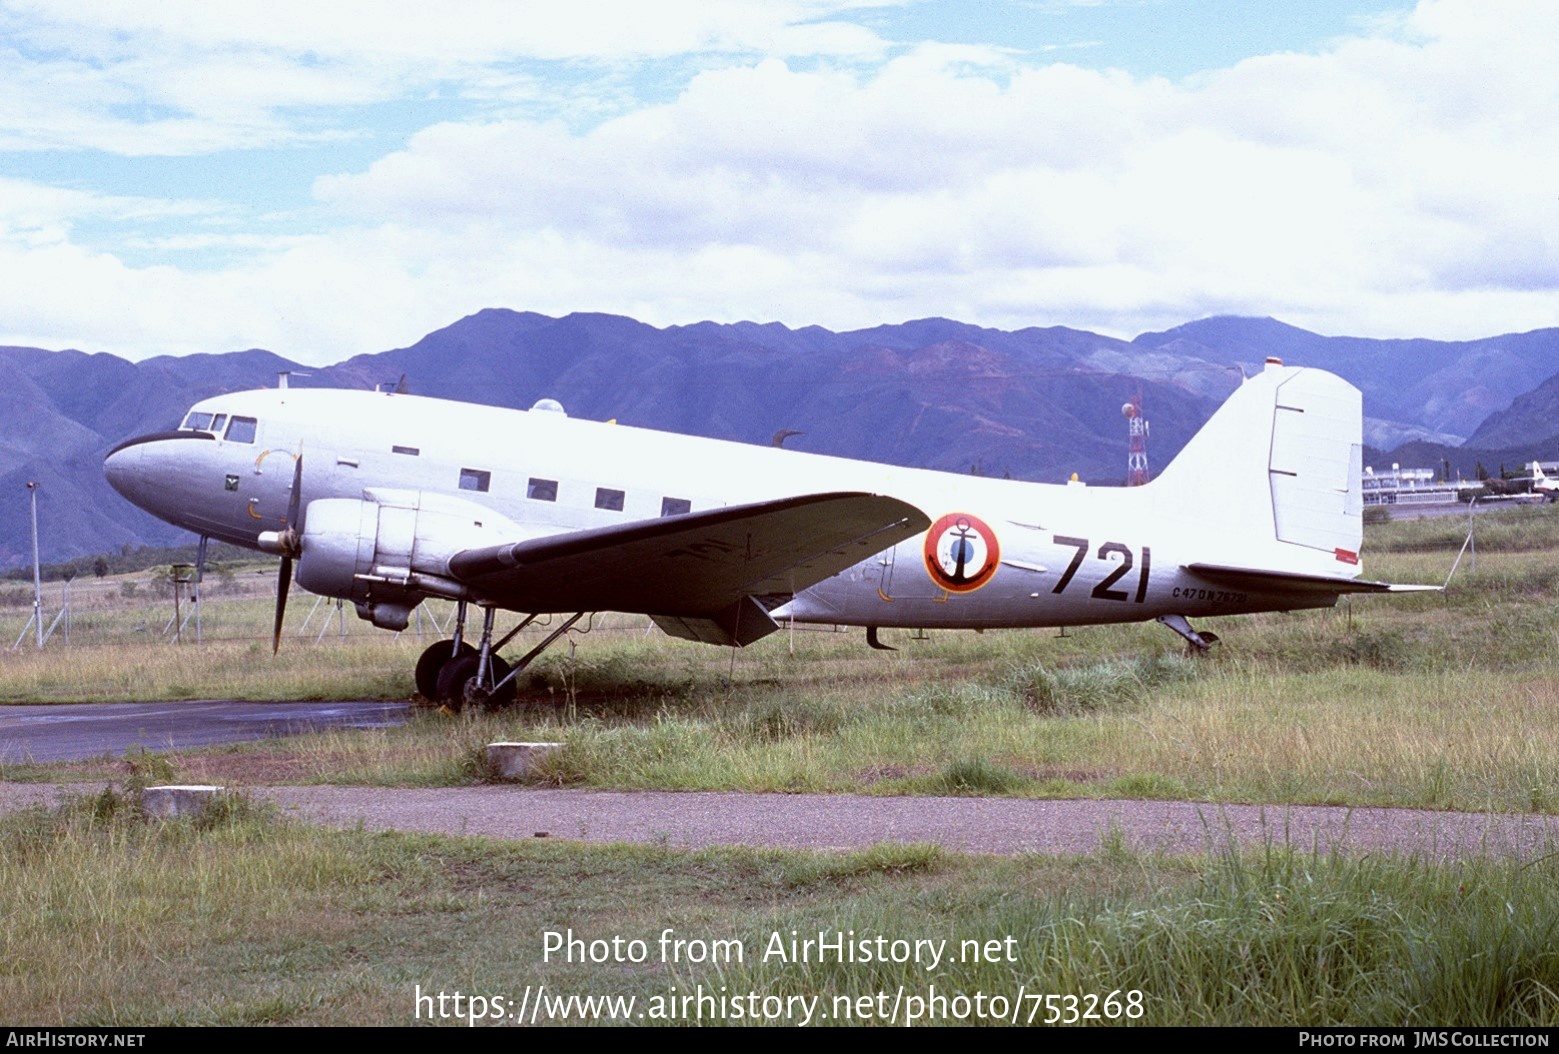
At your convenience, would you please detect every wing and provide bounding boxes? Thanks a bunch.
[447,492,930,646]
[1186,563,1441,596]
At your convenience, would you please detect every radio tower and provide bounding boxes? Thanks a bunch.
[1123,391,1150,486]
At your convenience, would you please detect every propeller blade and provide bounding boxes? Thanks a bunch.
[273,555,292,655]
[273,451,303,656]
[286,450,304,528]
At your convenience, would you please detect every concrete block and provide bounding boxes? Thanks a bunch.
[486,742,564,781]
[141,784,228,820]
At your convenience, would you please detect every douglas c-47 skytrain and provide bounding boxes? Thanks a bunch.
[104,358,1432,707]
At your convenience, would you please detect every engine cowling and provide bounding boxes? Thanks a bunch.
[293,488,525,630]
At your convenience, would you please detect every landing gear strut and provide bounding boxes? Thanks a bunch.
[415,606,587,710]
[1157,614,1220,656]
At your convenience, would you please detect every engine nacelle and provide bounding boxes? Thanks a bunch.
[294,488,525,630]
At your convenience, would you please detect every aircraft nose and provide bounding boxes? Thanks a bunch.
[102,442,139,500]
[103,429,215,516]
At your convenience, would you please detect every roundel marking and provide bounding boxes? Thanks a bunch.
[923,512,1001,593]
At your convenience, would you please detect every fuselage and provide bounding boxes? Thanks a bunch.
[103,382,1349,633]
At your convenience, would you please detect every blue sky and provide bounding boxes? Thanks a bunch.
[1,0,1554,363]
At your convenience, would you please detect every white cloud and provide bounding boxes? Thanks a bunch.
[0,0,895,153]
[3,0,894,63]
[0,0,1557,360]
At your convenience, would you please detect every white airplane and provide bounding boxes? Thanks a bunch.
[1528,462,1559,501]
[103,357,1428,707]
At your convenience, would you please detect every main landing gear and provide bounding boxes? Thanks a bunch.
[414,600,587,710]
[1157,614,1220,656]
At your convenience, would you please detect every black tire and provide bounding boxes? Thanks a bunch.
[434,652,516,709]
[414,640,476,701]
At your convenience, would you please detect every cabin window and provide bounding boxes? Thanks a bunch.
[595,487,625,512]
[661,497,691,517]
[459,468,491,492]
[528,478,558,502]
[392,444,420,456]
[225,416,258,444]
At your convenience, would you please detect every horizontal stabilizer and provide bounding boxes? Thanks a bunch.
[1185,563,1441,596]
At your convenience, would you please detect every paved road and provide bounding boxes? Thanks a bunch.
[257,786,1559,859]
[0,701,410,763]
[3,781,1552,861]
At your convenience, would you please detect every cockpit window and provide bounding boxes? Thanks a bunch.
[180,411,232,437]
[225,416,258,444]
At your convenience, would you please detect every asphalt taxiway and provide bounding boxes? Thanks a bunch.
[0,700,410,764]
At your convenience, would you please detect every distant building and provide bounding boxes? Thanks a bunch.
[1362,464,1479,506]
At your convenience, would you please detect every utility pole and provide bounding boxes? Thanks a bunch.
[28,481,42,650]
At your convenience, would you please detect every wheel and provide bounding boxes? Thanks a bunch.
[434,653,516,709]
[1187,630,1220,658]
[484,655,516,707]
[434,655,479,710]
[414,640,476,701]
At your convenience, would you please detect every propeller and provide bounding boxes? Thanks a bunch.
[267,452,304,655]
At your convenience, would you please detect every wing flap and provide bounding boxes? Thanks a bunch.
[651,597,778,648]
[448,492,930,618]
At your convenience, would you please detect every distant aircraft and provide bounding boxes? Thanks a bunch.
[1528,462,1559,501]
[104,358,1432,707]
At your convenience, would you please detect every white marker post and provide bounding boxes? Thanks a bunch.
[28,482,42,651]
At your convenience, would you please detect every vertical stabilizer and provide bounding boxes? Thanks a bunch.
[1268,371,1363,559]
[1149,362,1363,575]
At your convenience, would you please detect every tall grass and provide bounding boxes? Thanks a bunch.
[2,794,1554,1026]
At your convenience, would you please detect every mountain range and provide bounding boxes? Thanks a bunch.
[5,309,1559,569]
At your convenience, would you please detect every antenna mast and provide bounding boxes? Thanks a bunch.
[1124,390,1150,486]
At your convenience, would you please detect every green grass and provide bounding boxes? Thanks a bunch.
[1,793,1553,1026]
[16,635,1556,814]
